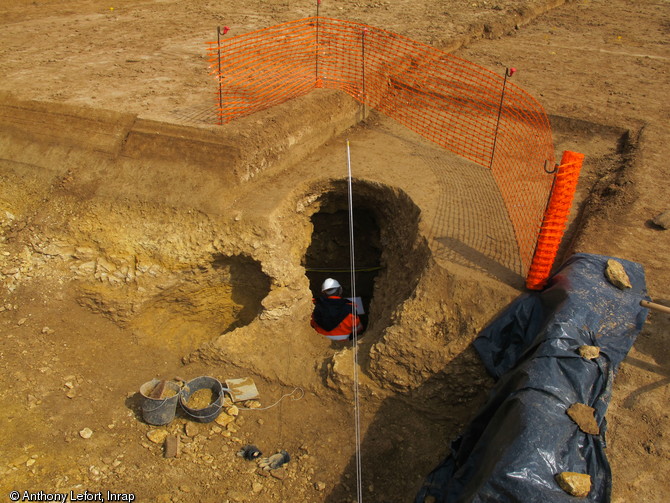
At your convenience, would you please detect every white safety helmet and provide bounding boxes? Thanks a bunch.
[321,278,341,295]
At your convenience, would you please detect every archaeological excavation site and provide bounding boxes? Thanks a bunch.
[1,1,669,502]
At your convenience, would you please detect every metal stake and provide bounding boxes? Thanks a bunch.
[216,26,229,125]
[489,67,516,170]
[316,0,321,84]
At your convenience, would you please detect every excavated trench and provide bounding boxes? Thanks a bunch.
[0,92,644,503]
[0,95,636,382]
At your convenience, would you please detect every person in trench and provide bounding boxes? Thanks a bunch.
[310,278,365,341]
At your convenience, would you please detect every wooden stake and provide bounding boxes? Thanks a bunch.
[641,300,670,315]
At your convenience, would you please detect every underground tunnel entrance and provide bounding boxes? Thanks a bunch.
[304,206,381,316]
[302,180,428,335]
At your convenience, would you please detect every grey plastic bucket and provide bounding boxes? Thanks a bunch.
[179,376,228,423]
[139,378,181,426]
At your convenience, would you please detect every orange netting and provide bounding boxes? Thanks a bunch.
[207,17,580,287]
[526,151,584,290]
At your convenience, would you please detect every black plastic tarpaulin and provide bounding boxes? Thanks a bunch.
[415,253,650,503]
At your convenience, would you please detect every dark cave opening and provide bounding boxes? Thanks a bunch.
[301,180,427,336]
[304,206,382,317]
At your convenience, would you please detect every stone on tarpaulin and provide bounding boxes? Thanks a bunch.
[567,403,600,435]
[604,259,632,289]
[578,345,600,360]
[555,472,591,498]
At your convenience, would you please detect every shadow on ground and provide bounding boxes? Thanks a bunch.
[324,346,493,503]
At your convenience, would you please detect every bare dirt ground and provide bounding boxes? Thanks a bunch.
[0,0,669,502]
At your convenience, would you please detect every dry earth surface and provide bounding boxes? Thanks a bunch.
[0,0,669,502]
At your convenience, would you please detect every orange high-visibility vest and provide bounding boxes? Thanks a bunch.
[311,296,362,341]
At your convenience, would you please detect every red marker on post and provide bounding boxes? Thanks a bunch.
[490,66,517,169]
[216,26,231,125]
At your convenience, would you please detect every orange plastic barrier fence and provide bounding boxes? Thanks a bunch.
[526,151,584,290]
[207,17,581,287]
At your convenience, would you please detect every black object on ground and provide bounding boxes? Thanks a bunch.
[237,444,263,460]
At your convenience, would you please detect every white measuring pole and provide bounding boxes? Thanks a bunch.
[346,140,364,503]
